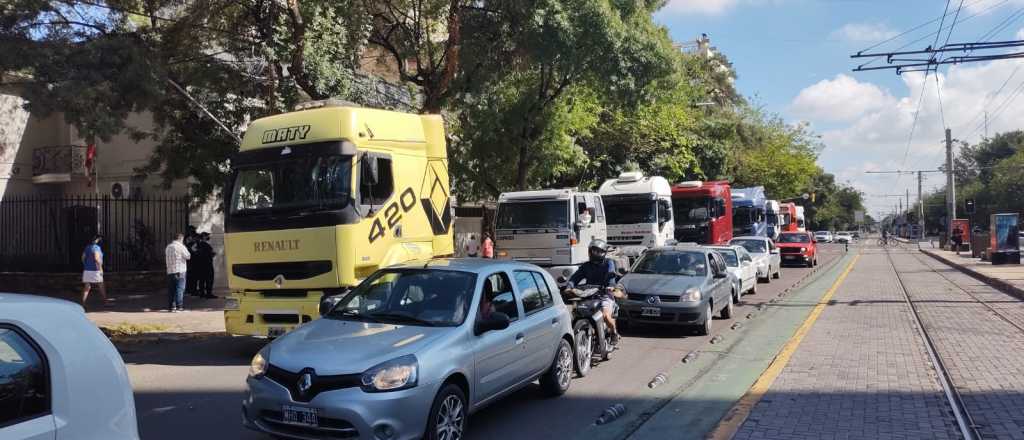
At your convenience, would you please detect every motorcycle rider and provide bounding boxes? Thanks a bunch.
[567,239,620,343]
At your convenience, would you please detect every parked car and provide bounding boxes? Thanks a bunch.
[777,232,818,267]
[243,259,575,440]
[709,245,758,298]
[0,294,139,440]
[618,246,735,335]
[730,236,782,282]
[813,230,833,243]
[835,232,854,244]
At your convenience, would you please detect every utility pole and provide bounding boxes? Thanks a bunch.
[946,128,956,241]
[918,171,925,235]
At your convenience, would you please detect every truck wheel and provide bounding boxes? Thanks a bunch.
[540,339,573,396]
[572,320,593,377]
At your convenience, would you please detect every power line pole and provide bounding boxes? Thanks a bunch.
[946,128,956,241]
[918,171,925,235]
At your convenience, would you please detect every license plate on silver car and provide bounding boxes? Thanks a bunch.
[641,307,661,317]
[282,405,319,427]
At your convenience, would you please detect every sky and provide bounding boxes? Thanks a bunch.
[655,0,1024,220]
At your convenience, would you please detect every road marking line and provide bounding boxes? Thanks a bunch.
[706,254,861,440]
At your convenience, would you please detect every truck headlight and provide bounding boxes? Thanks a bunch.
[224,297,240,311]
[684,287,701,301]
[249,347,269,378]
[361,355,418,392]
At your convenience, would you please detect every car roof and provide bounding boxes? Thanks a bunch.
[732,236,768,241]
[0,293,89,336]
[707,245,741,252]
[648,245,709,253]
[387,258,550,274]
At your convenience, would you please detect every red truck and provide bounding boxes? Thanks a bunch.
[672,180,733,244]
[780,202,799,232]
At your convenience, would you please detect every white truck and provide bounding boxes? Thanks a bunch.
[494,189,608,279]
[598,172,674,260]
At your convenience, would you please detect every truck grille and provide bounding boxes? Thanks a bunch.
[232,260,332,281]
[627,294,680,303]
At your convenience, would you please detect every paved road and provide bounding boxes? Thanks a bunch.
[123,245,846,440]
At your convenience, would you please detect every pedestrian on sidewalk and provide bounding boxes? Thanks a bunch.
[80,234,110,309]
[195,232,217,298]
[165,233,191,312]
[952,225,964,255]
[465,234,479,257]
[482,232,494,259]
[184,225,200,296]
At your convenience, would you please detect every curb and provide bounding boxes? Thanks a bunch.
[919,249,1024,301]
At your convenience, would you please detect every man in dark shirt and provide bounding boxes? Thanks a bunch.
[568,239,619,341]
[195,232,217,298]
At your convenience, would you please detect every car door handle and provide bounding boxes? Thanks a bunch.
[515,333,525,345]
[550,317,559,327]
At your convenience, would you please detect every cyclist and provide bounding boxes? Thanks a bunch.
[567,239,619,343]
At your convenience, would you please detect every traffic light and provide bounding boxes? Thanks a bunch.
[965,198,976,215]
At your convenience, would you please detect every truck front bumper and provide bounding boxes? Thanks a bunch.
[225,292,323,337]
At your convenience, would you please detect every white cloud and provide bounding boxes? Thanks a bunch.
[831,23,899,44]
[661,0,739,15]
[792,59,1024,215]
[1016,28,1024,40]
[790,74,896,122]
[964,0,1024,15]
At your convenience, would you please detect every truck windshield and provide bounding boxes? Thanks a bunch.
[672,198,710,224]
[328,269,477,327]
[230,155,352,214]
[604,199,656,225]
[734,206,756,227]
[496,201,568,229]
[632,251,707,276]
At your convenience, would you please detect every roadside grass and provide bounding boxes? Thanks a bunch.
[100,322,171,338]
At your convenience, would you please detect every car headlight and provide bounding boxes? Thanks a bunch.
[361,354,418,392]
[224,297,240,311]
[684,287,701,301]
[799,247,807,252]
[249,347,269,378]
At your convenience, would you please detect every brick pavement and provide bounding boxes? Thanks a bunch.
[892,251,1024,440]
[734,249,962,440]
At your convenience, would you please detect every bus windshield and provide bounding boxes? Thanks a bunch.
[496,201,569,229]
[230,155,353,214]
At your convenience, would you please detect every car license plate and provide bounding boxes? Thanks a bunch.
[267,327,287,338]
[282,405,319,427]
[783,255,797,260]
[641,307,661,317]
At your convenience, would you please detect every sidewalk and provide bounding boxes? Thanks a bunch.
[921,247,1024,297]
[45,288,226,339]
[731,250,961,440]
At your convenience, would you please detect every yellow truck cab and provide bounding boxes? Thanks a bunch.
[223,100,454,337]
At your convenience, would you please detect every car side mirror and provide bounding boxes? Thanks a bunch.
[770,249,780,255]
[714,271,728,279]
[319,294,344,316]
[616,267,628,277]
[475,312,511,335]
[557,275,568,284]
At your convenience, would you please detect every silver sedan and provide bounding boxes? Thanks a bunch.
[242,259,575,440]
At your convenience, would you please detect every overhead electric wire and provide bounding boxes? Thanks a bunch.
[935,74,948,129]
[967,77,1024,138]
[957,64,1020,133]
[856,0,1009,69]
[933,0,954,53]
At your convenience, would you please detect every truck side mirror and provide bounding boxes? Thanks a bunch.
[361,154,379,185]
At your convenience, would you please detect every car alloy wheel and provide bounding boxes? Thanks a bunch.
[540,339,573,396]
[573,321,593,377]
[698,303,713,336]
[433,388,465,440]
[721,292,734,319]
[556,341,573,389]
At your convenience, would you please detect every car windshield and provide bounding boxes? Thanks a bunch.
[231,155,352,214]
[816,231,830,235]
[327,269,477,326]
[672,197,710,224]
[604,198,656,225]
[779,233,810,243]
[496,201,569,229]
[632,251,708,276]
[714,249,739,267]
[732,239,767,253]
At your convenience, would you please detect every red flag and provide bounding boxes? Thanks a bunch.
[85,144,96,187]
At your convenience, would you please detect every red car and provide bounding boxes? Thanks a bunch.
[776,231,817,267]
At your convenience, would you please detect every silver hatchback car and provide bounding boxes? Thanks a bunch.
[243,259,575,440]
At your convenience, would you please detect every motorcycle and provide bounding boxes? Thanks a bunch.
[558,280,624,377]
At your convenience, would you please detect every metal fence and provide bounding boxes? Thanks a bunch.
[0,195,190,273]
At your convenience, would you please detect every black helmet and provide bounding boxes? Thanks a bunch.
[588,239,608,264]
